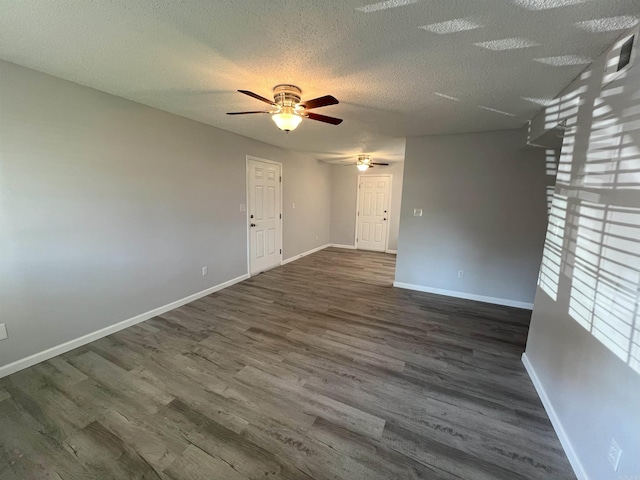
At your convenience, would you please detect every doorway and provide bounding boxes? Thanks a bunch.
[247,156,282,275]
[355,174,392,252]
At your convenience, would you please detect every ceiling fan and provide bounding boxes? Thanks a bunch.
[227,84,343,132]
[343,154,389,171]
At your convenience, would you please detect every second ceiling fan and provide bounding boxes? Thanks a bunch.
[227,84,343,132]
[343,154,389,171]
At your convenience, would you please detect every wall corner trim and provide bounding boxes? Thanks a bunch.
[392,282,533,310]
[281,243,331,266]
[331,244,356,249]
[522,353,589,480]
[0,273,249,379]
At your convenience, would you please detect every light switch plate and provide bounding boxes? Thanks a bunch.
[0,323,7,341]
[240,204,246,212]
[608,438,622,471]
[414,208,423,217]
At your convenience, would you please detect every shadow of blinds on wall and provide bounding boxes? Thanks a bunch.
[537,49,640,374]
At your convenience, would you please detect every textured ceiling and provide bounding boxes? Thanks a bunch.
[1,0,639,163]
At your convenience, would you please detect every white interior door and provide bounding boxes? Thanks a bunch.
[248,158,282,275]
[357,175,390,252]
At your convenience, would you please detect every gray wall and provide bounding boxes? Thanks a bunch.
[0,60,330,369]
[395,128,552,306]
[330,162,404,250]
[525,36,640,479]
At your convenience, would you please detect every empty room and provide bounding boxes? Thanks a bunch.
[1,1,639,479]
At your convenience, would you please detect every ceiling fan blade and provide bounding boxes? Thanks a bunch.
[300,95,339,110]
[306,112,343,125]
[238,90,276,106]
[226,111,272,115]
[371,162,390,166]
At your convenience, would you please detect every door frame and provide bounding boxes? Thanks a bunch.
[245,155,283,277]
[354,173,393,252]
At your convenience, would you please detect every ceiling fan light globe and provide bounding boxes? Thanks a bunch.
[272,112,302,131]
[357,163,369,171]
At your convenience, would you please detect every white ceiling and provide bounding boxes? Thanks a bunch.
[1,0,638,163]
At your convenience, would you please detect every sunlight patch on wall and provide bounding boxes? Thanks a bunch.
[569,202,603,331]
[556,130,574,184]
[533,38,640,373]
[419,18,482,34]
[569,202,640,364]
[539,193,568,300]
[545,150,559,213]
[541,68,640,374]
[543,86,585,130]
[632,317,640,372]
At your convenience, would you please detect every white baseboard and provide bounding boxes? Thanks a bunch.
[0,273,249,379]
[522,353,588,480]
[331,243,356,249]
[392,282,533,310]
[281,243,331,265]
[385,249,397,254]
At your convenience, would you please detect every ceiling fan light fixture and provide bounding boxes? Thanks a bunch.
[228,85,342,130]
[357,163,370,171]
[272,109,302,132]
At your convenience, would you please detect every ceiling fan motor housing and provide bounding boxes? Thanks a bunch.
[357,154,371,165]
[273,84,302,108]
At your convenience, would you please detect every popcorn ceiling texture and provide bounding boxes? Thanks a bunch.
[0,0,638,162]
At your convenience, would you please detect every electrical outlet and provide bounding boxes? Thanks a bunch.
[458,270,464,279]
[0,323,7,341]
[292,202,296,209]
[608,438,622,471]
[202,267,208,276]
[240,204,246,212]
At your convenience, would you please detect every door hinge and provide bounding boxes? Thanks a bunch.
[279,176,282,183]
[280,249,282,254]
[280,213,282,219]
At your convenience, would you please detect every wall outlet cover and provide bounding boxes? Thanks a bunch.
[202,267,208,276]
[0,323,7,341]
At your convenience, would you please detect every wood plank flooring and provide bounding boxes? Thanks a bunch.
[0,248,576,479]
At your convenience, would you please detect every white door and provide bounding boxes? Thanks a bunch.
[248,158,282,275]
[357,175,390,252]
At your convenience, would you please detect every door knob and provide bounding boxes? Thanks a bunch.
[250,223,256,227]
[383,218,387,221]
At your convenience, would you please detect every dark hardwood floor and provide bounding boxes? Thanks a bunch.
[0,248,575,479]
